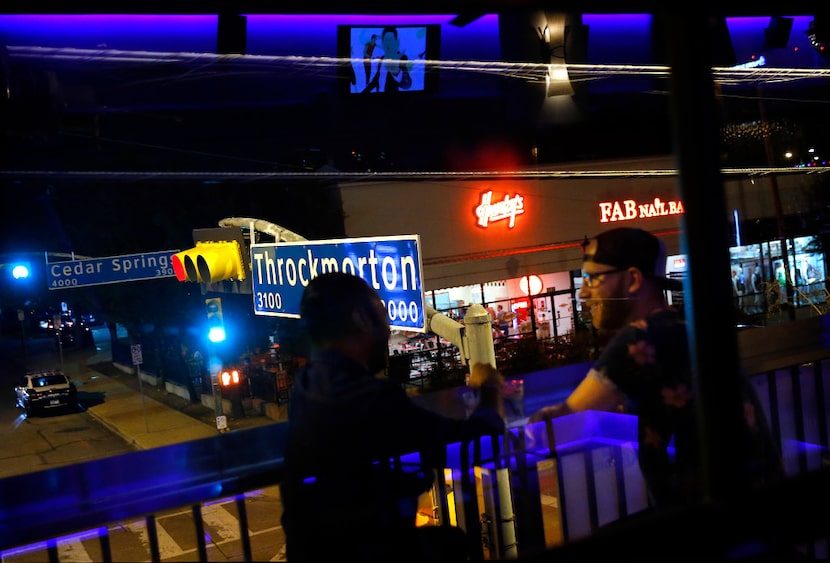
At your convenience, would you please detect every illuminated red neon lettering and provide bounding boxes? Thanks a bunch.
[475,190,525,228]
[599,197,684,223]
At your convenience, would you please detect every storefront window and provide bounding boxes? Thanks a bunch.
[427,272,578,339]
[729,243,764,315]
[789,235,826,309]
[730,235,827,317]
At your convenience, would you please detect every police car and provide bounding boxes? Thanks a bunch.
[14,370,78,416]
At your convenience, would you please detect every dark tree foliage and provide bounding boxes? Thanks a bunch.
[0,178,345,361]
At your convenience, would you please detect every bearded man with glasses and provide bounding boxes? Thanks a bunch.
[529,227,784,515]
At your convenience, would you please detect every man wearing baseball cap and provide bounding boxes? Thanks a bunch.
[530,227,784,512]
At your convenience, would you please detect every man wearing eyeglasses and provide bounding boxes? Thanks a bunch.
[529,227,784,513]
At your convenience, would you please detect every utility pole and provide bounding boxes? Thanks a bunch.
[758,86,796,320]
[18,309,27,365]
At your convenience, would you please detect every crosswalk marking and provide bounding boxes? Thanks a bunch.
[59,539,94,563]
[202,502,243,540]
[125,518,185,559]
[1,492,285,563]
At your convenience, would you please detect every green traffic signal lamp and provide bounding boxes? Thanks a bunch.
[205,297,226,343]
[208,325,226,344]
[11,263,30,280]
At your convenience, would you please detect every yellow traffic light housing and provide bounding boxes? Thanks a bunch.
[173,240,245,283]
[172,227,249,284]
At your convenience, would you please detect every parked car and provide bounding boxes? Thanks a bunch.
[14,370,78,416]
[38,314,95,349]
[79,311,103,326]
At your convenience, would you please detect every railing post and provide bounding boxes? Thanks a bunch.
[477,435,518,560]
[507,429,549,557]
[463,304,497,373]
[664,8,748,503]
[425,304,497,384]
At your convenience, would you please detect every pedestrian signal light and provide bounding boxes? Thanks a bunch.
[220,369,240,387]
[172,226,249,284]
[205,297,226,343]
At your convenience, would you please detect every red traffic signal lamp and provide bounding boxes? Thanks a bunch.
[172,227,249,283]
[220,368,240,387]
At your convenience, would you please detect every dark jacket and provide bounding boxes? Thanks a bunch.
[592,309,785,509]
[280,349,503,560]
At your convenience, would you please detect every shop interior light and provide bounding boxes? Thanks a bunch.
[520,274,543,295]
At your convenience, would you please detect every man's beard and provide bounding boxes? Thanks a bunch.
[591,279,634,333]
[594,297,633,332]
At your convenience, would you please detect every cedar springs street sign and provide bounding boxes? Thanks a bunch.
[47,250,179,290]
[250,235,426,332]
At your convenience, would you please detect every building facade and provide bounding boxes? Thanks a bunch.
[340,155,828,335]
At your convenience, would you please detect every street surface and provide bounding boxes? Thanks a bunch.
[0,329,287,562]
[2,487,285,563]
[0,330,137,479]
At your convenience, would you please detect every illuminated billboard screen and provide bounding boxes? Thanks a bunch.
[337,24,440,95]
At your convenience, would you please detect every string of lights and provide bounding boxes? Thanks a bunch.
[7,46,830,87]
[1,166,827,182]
[4,45,828,176]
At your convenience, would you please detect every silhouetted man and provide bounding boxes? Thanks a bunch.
[280,272,504,561]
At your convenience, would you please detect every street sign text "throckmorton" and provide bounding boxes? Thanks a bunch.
[250,235,425,332]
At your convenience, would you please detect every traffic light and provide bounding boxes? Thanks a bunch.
[11,262,30,280]
[1,260,31,282]
[172,227,248,284]
[219,368,240,387]
[220,367,245,419]
[205,297,226,343]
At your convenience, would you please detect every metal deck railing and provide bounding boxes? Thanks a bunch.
[2,315,830,561]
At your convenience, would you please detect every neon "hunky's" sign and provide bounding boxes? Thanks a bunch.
[475,190,525,228]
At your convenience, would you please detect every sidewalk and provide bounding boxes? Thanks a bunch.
[78,356,278,450]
